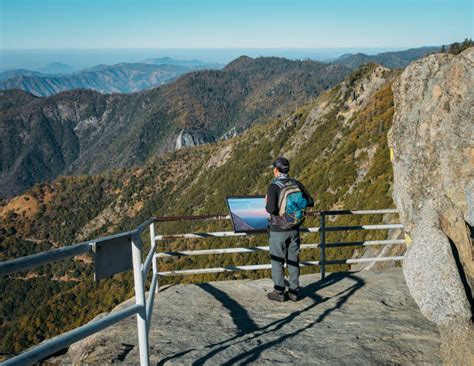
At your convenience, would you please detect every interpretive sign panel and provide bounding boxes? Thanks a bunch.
[226,196,269,233]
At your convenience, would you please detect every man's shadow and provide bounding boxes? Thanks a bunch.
[157,272,365,366]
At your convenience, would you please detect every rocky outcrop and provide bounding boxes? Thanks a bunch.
[340,64,391,117]
[220,126,240,140]
[175,129,215,149]
[50,269,441,365]
[388,47,473,364]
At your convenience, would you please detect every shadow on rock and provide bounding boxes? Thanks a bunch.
[156,272,365,365]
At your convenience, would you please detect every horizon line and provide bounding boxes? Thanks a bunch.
[0,45,444,52]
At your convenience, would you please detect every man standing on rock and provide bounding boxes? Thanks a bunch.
[265,157,314,302]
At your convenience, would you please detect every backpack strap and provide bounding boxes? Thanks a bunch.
[272,180,286,188]
[272,177,294,188]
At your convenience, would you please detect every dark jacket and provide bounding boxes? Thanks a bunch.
[265,177,315,232]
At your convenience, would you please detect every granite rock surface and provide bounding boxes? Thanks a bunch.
[388,47,474,365]
[51,269,441,365]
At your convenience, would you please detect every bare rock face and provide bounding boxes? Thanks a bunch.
[388,48,473,364]
[175,129,215,149]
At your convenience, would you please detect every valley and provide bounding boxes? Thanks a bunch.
[0,57,350,198]
[0,62,400,354]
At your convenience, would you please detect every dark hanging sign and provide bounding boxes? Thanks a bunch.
[93,233,133,281]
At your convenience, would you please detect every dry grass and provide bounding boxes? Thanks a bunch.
[0,194,39,219]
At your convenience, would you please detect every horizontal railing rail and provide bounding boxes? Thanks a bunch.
[0,241,92,276]
[154,224,402,240]
[0,225,155,366]
[2,304,142,366]
[155,239,405,258]
[0,208,405,366]
[322,209,399,215]
[156,256,405,277]
[154,208,405,280]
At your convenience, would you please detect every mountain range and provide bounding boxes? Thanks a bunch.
[0,56,350,198]
[0,46,440,98]
[0,60,217,97]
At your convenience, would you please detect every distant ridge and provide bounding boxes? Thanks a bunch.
[37,62,74,75]
[0,61,211,96]
[144,56,223,69]
[0,69,48,81]
[332,46,440,69]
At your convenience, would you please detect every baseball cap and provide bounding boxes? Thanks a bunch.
[270,157,290,173]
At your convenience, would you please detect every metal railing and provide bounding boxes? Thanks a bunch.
[0,209,405,365]
[153,209,404,281]
[0,218,158,366]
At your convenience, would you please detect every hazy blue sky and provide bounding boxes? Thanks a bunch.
[1,0,472,49]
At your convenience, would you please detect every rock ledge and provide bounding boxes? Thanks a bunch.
[52,269,441,365]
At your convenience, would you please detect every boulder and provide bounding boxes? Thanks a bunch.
[388,47,473,364]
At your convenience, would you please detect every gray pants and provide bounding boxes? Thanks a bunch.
[269,230,300,293]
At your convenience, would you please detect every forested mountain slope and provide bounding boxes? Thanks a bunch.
[0,63,400,355]
[0,57,350,198]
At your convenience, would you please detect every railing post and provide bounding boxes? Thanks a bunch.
[150,222,159,294]
[152,255,159,294]
[319,212,326,280]
[131,234,150,366]
[149,222,156,252]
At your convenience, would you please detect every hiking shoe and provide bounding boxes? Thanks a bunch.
[287,291,299,302]
[267,290,286,302]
